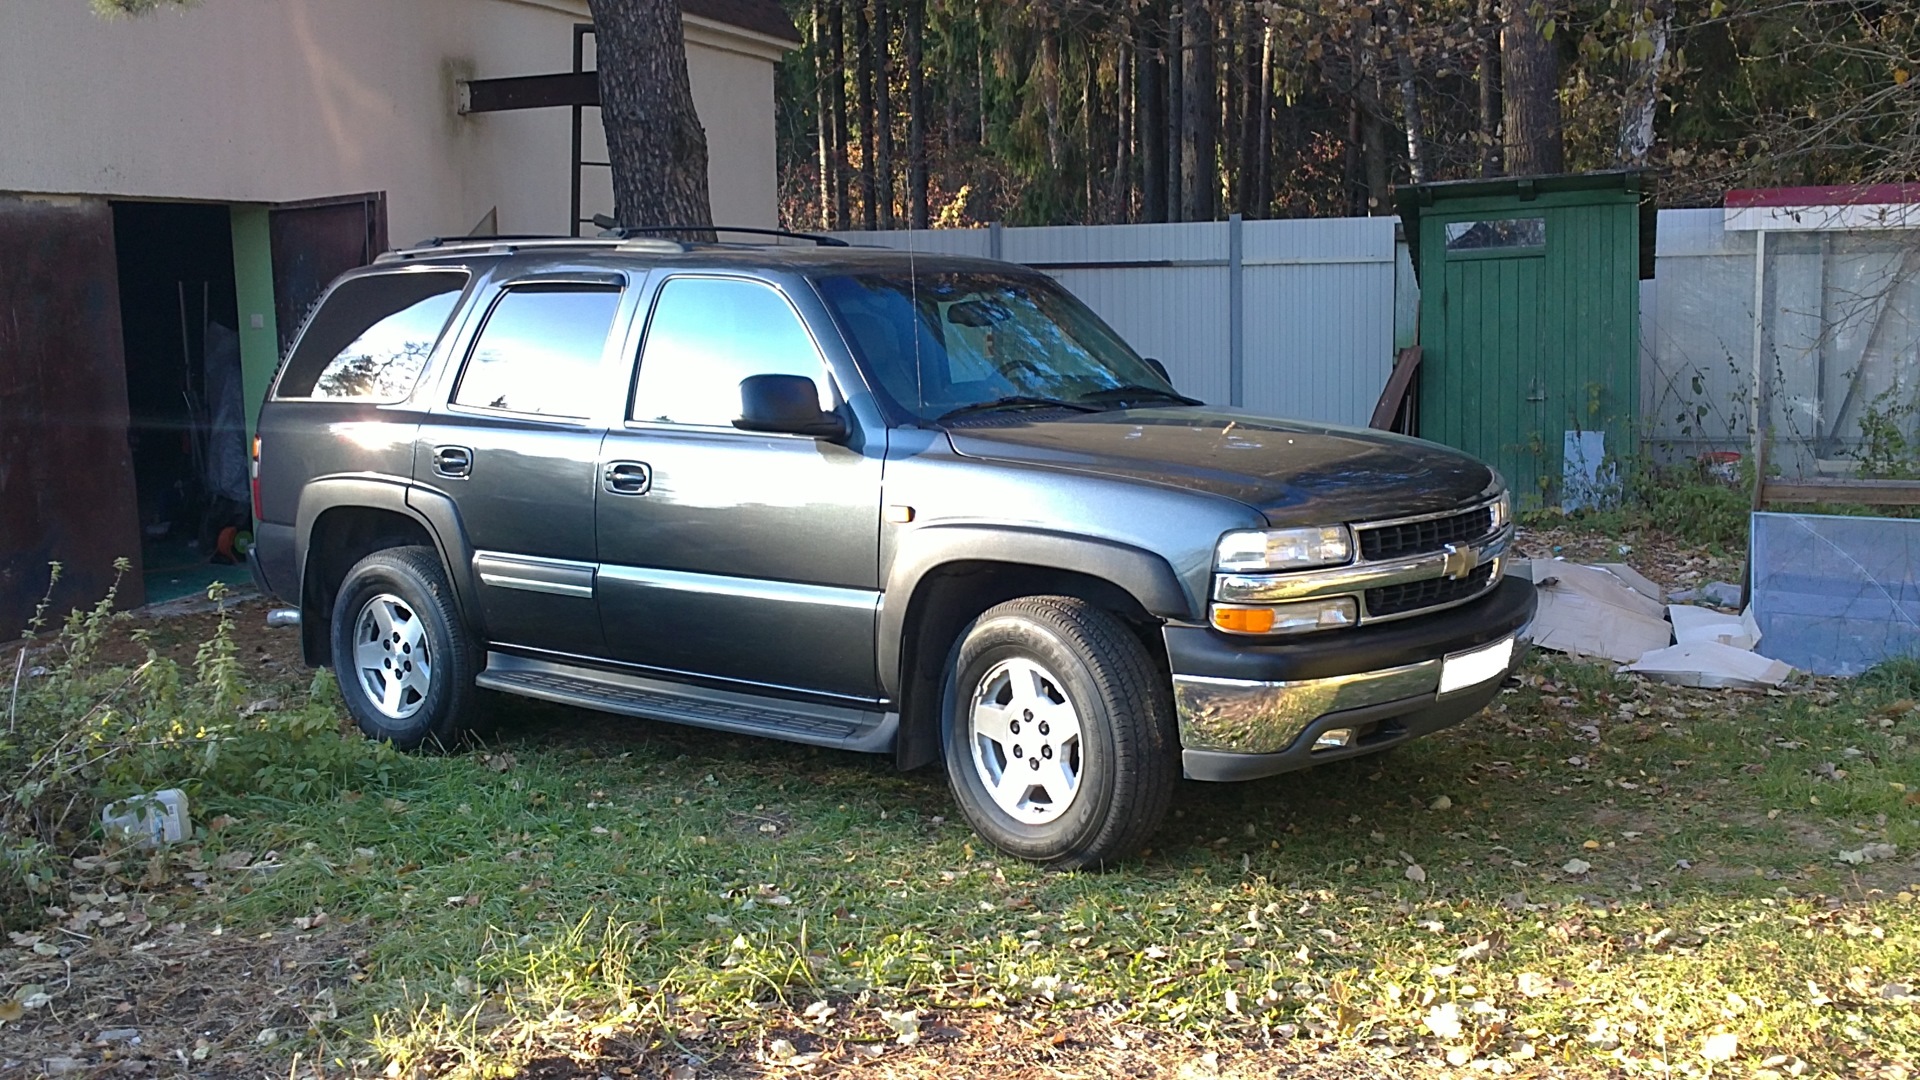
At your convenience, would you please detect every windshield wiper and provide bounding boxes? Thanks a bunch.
[935,396,1102,422]
[1075,385,1203,407]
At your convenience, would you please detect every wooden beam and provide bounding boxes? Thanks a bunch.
[459,72,599,114]
[1761,478,1920,505]
[1370,345,1423,431]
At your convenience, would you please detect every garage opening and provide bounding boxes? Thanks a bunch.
[112,201,255,605]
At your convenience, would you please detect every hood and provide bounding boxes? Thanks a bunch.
[943,408,1497,526]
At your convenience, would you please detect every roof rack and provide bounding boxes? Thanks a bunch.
[593,219,850,247]
[374,234,687,263]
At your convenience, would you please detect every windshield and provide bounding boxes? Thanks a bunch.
[814,271,1186,422]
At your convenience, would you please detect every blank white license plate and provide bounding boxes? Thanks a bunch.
[1439,635,1516,695]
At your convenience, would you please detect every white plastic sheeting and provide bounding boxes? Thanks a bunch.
[1751,511,1920,676]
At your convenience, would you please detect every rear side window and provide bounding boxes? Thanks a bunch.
[275,270,467,401]
[452,285,623,418]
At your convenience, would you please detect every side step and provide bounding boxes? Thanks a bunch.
[475,652,897,753]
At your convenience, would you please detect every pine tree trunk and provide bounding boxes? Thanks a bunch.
[855,0,877,229]
[813,0,833,228]
[1500,0,1563,176]
[1616,0,1670,166]
[1039,20,1064,172]
[828,0,850,224]
[1254,24,1272,217]
[1083,42,1097,218]
[1137,11,1167,222]
[1236,7,1260,215]
[1113,34,1133,219]
[874,0,895,228]
[1167,2,1183,218]
[906,0,928,227]
[1392,0,1427,184]
[586,0,713,233]
[1179,0,1213,221]
[1477,0,1500,176]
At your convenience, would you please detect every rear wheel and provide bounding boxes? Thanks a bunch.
[941,596,1176,869]
[329,546,476,749]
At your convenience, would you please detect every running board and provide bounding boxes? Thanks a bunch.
[476,652,897,753]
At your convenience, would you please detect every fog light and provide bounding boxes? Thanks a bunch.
[1313,728,1355,751]
[1211,597,1358,635]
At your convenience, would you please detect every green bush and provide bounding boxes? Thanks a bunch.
[1,562,388,927]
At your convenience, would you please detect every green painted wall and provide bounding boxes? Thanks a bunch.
[1413,186,1642,508]
[228,204,279,441]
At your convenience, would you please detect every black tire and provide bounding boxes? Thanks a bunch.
[940,596,1177,870]
[329,546,478,750]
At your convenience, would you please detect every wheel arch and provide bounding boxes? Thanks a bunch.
[294,478,477,665]
[884,528,1191,771]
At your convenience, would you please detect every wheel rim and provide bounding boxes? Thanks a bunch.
[967,657,1084,825]
[351,593,433,720]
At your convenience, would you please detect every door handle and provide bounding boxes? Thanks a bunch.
[433,445,473,479]
[603,460,652,495]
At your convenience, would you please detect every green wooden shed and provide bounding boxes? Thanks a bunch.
[1396,171,1656,508]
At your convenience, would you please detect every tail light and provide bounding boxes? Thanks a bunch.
[250,435,262,522]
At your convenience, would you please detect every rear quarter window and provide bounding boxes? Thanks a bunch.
[274,270,468,402]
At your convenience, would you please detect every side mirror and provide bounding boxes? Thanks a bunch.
[1143,357,1172,384]
[734,374,847,440]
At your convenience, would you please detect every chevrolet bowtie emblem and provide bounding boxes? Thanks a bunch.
[1441,543,1477,581]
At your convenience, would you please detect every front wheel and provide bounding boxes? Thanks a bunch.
[941,596,1177,869]
[329,546,477,749]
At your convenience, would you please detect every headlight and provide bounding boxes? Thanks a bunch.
[1492,489,1513,529]
[1215,525,1353,572]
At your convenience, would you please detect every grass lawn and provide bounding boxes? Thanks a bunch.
[4,588,1920,1078]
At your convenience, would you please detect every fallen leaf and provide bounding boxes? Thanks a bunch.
[1701,1032,1739,1062]
[1563,858,1592,876]
[1430,795,1453,811]
[1424,1001,1463,1040]
[1405,863,1427,883]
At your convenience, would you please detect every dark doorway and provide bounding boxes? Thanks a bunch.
[111,201,253,604]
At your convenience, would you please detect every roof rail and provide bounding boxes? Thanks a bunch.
[374,234,686,263]
[594,219,850,247]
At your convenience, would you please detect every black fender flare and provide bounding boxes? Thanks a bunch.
[293,477,484,646]
[876,524,1198,699]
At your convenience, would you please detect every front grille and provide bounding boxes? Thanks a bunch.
[1365,562,1495,617]
[1357,506,1495,561]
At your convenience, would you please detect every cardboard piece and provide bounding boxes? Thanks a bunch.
[1622,641,1794,689]
[1515,559,1674,663]
[1667,604,1760,650]
[1597,563,1665,603]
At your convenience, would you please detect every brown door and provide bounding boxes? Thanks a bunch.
[0,195,145,635]
[269,192,390,355]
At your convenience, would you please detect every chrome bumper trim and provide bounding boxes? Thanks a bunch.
[1214,524,1512,605]
[1172,659,1443,755]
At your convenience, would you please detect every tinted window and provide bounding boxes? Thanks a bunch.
[275,271,466,401]
[632,277,831,427]
[814,272,1170,422]
[453,285,623,418]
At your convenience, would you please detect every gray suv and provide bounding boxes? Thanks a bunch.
[249,233,1534,868]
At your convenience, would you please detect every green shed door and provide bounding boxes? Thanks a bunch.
[1416,193,1640,508]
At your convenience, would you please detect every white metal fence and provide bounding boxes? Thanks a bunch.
[831,217,1402,427]
[835,210,1920,472]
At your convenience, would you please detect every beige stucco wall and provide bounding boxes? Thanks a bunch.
[0,0,788,241]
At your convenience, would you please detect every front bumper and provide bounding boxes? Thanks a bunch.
[1168,576,1535,781]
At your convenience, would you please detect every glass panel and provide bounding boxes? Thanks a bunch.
[276,271,467,401]
[1444,217,1546,252]
[454,286,622,417]
[814,272,1174,422]
[632,277,830,426]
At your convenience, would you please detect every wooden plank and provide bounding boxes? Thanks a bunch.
[1369,345,1422,430]
[1761,478,1920,505]
[460,71,600,114]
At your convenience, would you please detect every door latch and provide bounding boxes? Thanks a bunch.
[433,445,473,479]
[603,461,652,495]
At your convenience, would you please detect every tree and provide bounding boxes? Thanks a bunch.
[585,0,714,232]
[1500,0,1564,175]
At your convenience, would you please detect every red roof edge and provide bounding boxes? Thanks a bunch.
[1726,184,1920,208]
